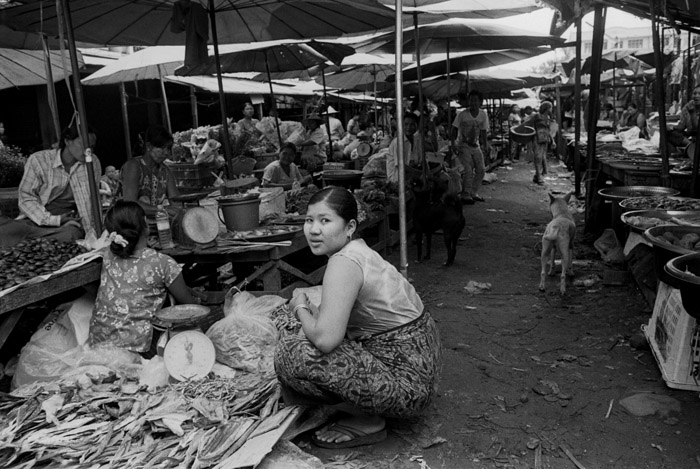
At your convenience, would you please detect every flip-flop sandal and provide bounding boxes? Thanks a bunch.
[312,422,388,449]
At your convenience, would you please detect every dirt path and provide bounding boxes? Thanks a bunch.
[302,158,700,469]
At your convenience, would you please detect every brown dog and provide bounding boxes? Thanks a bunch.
[539,193,576,294]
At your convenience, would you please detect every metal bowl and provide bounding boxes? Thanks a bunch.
[620,196,700,211]
[665,253,700,319]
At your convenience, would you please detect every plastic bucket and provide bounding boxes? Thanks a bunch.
[321,170,363,191]
[217,197,261,232]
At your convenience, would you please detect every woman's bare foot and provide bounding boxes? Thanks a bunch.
[314,415,385,445]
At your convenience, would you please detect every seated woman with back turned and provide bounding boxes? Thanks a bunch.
[274,186,442,449]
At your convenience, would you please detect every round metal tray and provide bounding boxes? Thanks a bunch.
[598,186,679,201]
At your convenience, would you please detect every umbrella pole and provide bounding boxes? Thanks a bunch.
[41,34,61,142]
[264,53,283,147]
[395,0,407,278]
[446,39,453,163]
[649,0,670,187]
[159,76,172,134]
[208,0,233,164]
[413,12,426,174]
[190,85,199,128]
[373,65,378,142]
[321,68,333,162]
[119,82,133,160]
[59,0,102,235]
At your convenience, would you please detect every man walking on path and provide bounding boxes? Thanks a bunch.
[452,90,489,204]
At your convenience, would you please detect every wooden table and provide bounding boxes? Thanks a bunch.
[0,260,102,349]
[170,212,389,298]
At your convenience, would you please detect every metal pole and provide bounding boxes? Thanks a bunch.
[395,0,407,278]
[119,82,133,160]
[373,65,379,139]
[692,124,700,197]
[555,79,563,160]
[649,0,670,187]
[208,0,232,164]
[60,0,102,235]
[687,30,693,103]
[190,85,199,128]
[159,76,172,134]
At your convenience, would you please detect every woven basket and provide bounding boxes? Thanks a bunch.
[510,125,535,145]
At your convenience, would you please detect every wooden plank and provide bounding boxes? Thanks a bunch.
[0,261,102,315]
[0,308,24,350]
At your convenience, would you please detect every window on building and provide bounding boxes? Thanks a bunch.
[628,39,644,49]
[603,40,608,50]
[584,43,592,54]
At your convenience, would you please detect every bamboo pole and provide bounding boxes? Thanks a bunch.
[60,0,102,234]
[395,0,407,278]
[41,34,61,142]
[584,5,606,232]
[159,76,172,134]
[649,0,670,187]
[190,85,199,129]
[208,0,232,165]
[119,82,133,160]
[574,2,582,197]
[413,12,426,174]
[264,53,283,147]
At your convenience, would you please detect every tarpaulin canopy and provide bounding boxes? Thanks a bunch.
[0,47,82,90]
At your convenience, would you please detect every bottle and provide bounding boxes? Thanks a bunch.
[155,205,175,249]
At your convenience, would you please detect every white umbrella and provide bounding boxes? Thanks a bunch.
[82,46,188,156]
[0,48,82,90]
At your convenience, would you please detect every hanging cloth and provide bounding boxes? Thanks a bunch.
[171,0,209,70]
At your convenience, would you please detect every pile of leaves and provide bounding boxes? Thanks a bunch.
[0,146,27,188]
[284,185,319,215]
[0,370,293,468]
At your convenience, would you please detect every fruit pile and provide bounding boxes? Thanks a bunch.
[0,238,87,290]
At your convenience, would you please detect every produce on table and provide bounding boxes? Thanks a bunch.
[620,196,700,211]
[0,239,87,290]
[284,185,319,215]
[660,231,700,250]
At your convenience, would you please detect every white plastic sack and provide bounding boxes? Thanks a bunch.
[206,290,285,374]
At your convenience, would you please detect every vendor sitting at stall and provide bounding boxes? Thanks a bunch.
[16,123,101,243]
[325,105,345,142]
[121,125,179,218]
[275,186,442,449]
[261,142,312,191]
[299,113,329,172]
[89,200,199,357]
[670,85,700,151]
[618,103,648,138]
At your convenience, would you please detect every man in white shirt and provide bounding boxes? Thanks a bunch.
[325,105,345,142]
[386,113,422,184]
[452,90,490,204]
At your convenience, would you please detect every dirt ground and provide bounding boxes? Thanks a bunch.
[298,158,700,469]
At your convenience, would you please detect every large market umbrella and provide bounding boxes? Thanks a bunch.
[178,40,355,149]
[165,74,321,97]
[400,71,527,101]
[396,48,551,82]
[0,48,82,90]
[0,0,396,46]
[82,46,193,159]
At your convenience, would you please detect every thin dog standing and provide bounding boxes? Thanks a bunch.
[539,193,576,294]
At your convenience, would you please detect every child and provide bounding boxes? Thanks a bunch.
[89,200,198,355]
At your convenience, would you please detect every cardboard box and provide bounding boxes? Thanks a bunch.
[643,281,700,391]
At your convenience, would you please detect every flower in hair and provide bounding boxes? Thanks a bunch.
[108,231,129,247]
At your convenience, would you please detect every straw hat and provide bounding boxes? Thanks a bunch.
[304,113,324,124]
[326,105,338,114]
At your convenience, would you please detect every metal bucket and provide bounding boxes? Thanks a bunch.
[217,196,261,232]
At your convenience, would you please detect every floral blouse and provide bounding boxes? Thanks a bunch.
[89,248,182,352]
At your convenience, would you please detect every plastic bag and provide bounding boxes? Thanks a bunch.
[594,228,625,263]
[206,290,285,374]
